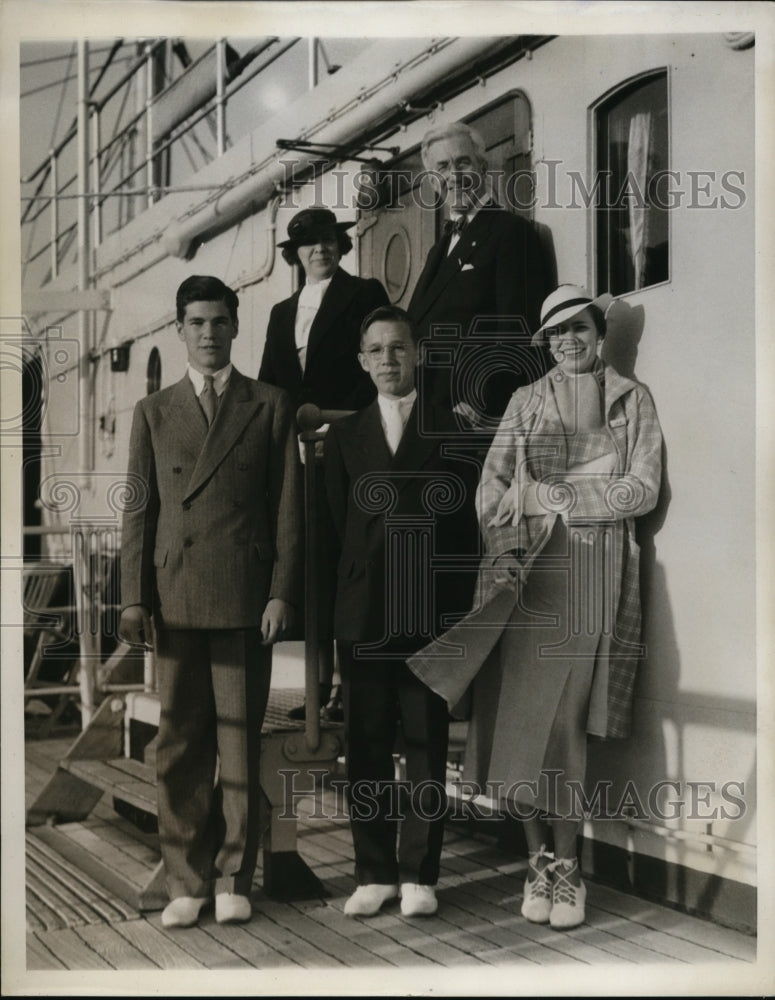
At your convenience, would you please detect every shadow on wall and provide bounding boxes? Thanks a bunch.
[600,297,644,381]
[588,299,756,930]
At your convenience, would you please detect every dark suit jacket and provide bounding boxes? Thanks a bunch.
[407,206,551,420]
[121,368,303,630]
[259,266,389,411]
[324,398,479,655]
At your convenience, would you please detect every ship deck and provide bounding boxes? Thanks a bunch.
[19,714,757,993]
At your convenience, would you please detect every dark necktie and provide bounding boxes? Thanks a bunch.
[200,374,217,426]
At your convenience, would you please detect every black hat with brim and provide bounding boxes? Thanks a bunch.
[277,207,356,248]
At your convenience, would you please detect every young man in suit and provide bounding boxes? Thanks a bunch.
[259,207,389,722]
[119,275,303,929]
[408,121,551,431]
[324,305,479,918]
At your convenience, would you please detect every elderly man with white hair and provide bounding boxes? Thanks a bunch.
[408,120,551,433]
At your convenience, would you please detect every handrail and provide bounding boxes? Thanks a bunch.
[297,405,353,752]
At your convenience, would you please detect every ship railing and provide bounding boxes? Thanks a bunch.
[22,523,148,732]
[21,37,304,280]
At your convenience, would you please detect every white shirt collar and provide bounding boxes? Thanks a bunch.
[377,387,417,414]
[298,275,333,307]
[187,363,232,396]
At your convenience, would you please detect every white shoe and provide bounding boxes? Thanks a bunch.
[521,844,554,924]
[400,883,438,917]
[549,858,586,929]
[161,896,207,929]
[215,892,252,924]
[344,883,399,917]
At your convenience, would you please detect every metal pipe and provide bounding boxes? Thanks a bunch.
[308,37,318,88]
[216,39,226,155]
[92,107,102,247]
[24,686,81,698]
[145,42,155,207]
[76,41,91,484]
[163,36,499,259]
[21,42,161,186]
[49,151,58,279]
[302,433,320,752]
[77,42,97,728]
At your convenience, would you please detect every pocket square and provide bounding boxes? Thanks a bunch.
[460,263,475,271]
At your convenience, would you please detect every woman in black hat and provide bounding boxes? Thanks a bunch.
[260,207,389,720]
[259,207,389,413]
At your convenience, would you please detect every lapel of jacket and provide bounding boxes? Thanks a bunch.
[184,369,264,501]
[410,207,498,322]
[529,372,568,477]
[390,398,439,490]
[276,292,304,389]
[601,360,636,416]
[166,375,210,461]
[304,268,355,374]
[354,399,393,470]
[410,234,451,312]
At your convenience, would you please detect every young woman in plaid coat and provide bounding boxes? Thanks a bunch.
[410,284,663,930]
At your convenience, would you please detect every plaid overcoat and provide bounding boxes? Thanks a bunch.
[477,360,663,738]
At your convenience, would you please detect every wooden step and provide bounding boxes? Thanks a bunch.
[62,757,158,815]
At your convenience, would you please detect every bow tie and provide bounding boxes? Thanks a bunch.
[444,215,468,237]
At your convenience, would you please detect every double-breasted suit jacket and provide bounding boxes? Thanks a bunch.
[259,266,389,411]
[408,205,551,422]
[324,398,480,655]
[120,367,303,900]
[121,368,303,629]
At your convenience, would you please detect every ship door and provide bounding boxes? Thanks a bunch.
[358,90,538,303]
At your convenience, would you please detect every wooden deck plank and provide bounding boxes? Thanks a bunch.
[64,759,158,813]
[588,882,755,961]
[27,834,138,923]
[206,917,308,969]
[580,910,726,965]
[55,822,152,883]
[258,898,392,968]
[116,917,211,969]
[93,819,161,868]
[30,928,114,969]
[141,913,252,969]
[73,921,159,969]
[438,889,580,967]
[432,898,542,965]
[340,908,481,967]
[26,933,68,970]
[297,898,443,967]
[25,859,98,929]
[445,884,594,965]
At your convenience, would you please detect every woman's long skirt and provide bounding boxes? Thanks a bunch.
[465,517,614,819]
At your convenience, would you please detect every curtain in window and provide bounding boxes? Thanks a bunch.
[627,111,652,291]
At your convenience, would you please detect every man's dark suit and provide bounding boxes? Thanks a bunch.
[259,266,389,411]
[408,205,550,423]
[324,398,478,885]
[121,368,302,899]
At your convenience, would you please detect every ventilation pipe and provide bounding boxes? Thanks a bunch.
[163,36,501,259]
